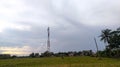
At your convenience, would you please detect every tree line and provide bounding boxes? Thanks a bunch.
[29,50,93,58]
[99,27,120,57]
[0,50,94,59]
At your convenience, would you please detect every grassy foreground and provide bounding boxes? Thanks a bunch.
[0,56,120,67]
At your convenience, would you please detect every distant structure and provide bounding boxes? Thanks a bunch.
[47,27,50,52]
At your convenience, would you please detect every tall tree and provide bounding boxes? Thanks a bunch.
[109,28,120,49]
[99,29,112,47]
[99,29,112,57]
[99,27,120,57]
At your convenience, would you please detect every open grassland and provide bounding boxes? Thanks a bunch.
[0,56,120,67]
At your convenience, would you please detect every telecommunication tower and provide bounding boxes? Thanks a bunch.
[47,27,50,52]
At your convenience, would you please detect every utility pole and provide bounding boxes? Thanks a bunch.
[94,37,99,57]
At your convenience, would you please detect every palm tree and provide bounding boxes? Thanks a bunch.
[99,29,112,57]
[99,29,112,46]
[99,28,120,57]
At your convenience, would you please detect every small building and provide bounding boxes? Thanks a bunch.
[68,52,74,56]
[82,50,93,56]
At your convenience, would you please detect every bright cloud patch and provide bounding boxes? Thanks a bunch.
[0,21,9,32]
[0,46,31,56]
[9,24,31,31]
[0,0,27,16]
[0,45,47,56]
[0,22,31,32]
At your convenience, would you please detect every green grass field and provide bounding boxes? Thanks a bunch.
[0,56,120,67]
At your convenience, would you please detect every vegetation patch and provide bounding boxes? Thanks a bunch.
[0,56,120,67]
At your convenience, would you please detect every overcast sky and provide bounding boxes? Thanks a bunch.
[0,0,120,56]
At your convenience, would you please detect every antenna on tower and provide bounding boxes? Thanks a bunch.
[47,27,50,52]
